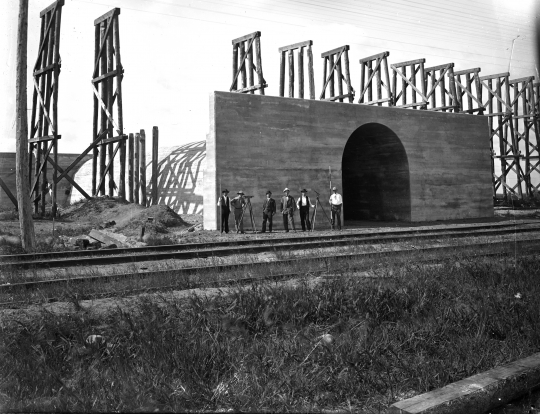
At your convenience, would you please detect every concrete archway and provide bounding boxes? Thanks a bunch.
[342,123,411,221]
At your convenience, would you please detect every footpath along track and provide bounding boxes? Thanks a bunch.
[2,235,540,295]
[2,220,540,270]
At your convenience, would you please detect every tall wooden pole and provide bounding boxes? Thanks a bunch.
[140,129,146,206]
[15,0,36,252]
[151,126,158,205]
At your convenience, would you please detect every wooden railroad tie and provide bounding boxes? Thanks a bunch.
[230,31,267,95]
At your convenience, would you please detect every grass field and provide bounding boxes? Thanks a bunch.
[2,248,540,412]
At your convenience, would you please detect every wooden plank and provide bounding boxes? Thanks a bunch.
[94,7,120,26]
[233,83,267,94]
[232,31,260,44]
[140,129,146,206]
[321,45,349,58]
[278,40,312,52]
[389,352,540,414]
[92,68,123,84]
[39,0,64,17]
[28,134,61,143]
[100,134,126,146]
[33,62,59,77]
[480,72,510,81]
[151,126,158,205]
[344,49,353,103]
[359,51,389,63]
[46,156,91,200]
[363,97,392,105]
[454,67,481,76]
[0,177,18,209]
[94,142,120,197]
[391,58,425,68]
[323,93,354,102]
[509,76,535,85]
[247,41,254,94]
[336,57,344,102]
[89,229,125,247]
[424,62,454,72]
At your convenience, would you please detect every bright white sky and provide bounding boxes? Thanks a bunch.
[1,0,538,153]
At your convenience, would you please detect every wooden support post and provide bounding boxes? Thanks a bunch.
[279,51,285,97]
[288,49,294,98]
[99,22,107,196]
[336,58,343,102]
[307,44,315,99]
[328,54,335,98]
[140,129,146,206]
[298,46,304,99]
[92,24,99,196]
[151,126,158,205]
[321,57,327,100]
[134,132,140,205]
[128,132,134,203]
[343,49,353,103]
[107,23,114,197]
[254,35,265,95]
[114,14,125,199]
[15,0,36,251]
[248,42,254,94]
[232,44,238,91]
[239,41,246,90]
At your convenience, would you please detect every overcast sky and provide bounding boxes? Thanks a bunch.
[1,0,538,154]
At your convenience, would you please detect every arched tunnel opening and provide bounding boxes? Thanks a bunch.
[342,123,411,222]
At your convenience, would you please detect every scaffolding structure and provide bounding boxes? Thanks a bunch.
[28,0,64,216]
[278,40,315,99]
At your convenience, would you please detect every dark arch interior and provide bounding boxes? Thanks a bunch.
[342,123,411,221]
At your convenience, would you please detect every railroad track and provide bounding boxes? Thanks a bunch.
[2,236,540,295]
[2,220,540,270]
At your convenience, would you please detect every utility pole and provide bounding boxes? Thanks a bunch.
[16,0,36,252]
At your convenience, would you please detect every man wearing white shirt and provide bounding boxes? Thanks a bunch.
[296,189,315,231]
[329,186,343,230]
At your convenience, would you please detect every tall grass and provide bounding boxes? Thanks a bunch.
[2,254,540,412]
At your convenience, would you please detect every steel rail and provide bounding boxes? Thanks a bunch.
[2,222,540,270]
[1,219,538,264]
[2,236,539,294]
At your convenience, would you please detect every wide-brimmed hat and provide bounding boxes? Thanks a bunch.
[266,190,272,195]
[237,190,244,195]
[301,188,307,193]
[283,188,290,192]
[332,187,337,191]
[222,189,229,193]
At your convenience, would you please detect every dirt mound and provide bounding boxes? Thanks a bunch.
[61,197,191,239]
[117,204,190,237]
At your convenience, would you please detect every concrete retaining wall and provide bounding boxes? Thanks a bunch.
[204,91,493,231]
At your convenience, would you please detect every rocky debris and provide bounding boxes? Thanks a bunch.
[98,220,116,230]
[75,239,90,249]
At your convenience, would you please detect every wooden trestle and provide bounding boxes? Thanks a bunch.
[230,32,267,95]
[28,0,64,216]
[319,45,354,102]
[278,40,315,99]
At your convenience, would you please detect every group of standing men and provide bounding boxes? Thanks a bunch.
[217,187,343,234]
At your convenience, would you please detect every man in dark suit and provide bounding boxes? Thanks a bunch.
[280,188,296,232]
[261,190,276,233]
[217,189,230,233]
